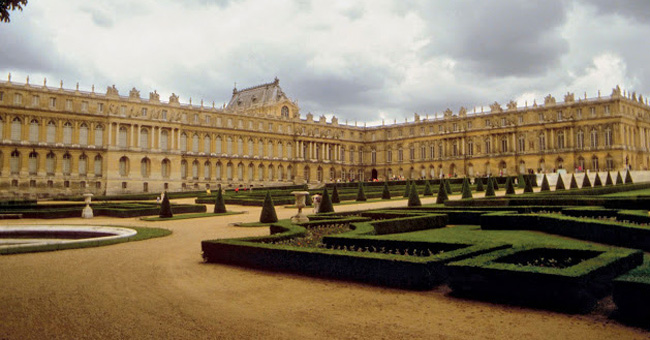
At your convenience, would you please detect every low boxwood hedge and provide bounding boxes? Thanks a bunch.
[613,256,650,321]
[0,202,206,218]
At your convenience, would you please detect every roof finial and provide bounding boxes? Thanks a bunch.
[233,82,237,94]
[274,77,279,84]
[26,75,29,85]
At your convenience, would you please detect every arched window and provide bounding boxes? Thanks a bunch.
[227,137,233,155]
[248,164,254,180]
[304,166,310,182]
[500,137,508,153]
[160,130,169,151]
[78,154,87,176]
[557,131,565,149]
[227,163,233,180]
[161,159,170,178]
[287,143,292,160]
[518,135,525,152]
[590,129,598,148]
[141,158,151,178]
[267,141,274,157]
[62,153,71,176]
[0,118,4,140]
[79,123,89,146]
[287,165,293,181]
[215,162,222,180]
[204,161,211,180]
[63,122,72,145]
[118,156,128,177]
[237,138,243,155]
[180,160,188,179]
[203,135,211,153]
[118,126,128,148]
[46,152,56,175]
[29,119,39,143]
[248,139,254,157]
[28,151,38,175]
[140,128,149,149]
[94,124,103,147]
[281,106,289,118]
[278,165,284,181]
[192,134,199,152]
[11,117,22,141]
[237,163,244,180]
[215,136,222,154]
[192,160,199,179]
[576,130,584,149]
[10,150,20,174]
[277,142,283,158]
[258,140,264,157]
[180,133,188,152]
[46,121,56,143]
[592,156,599,171]
[539,133,546,151]
[258,164,264,181]
[94,154,102,177]
[268,165,274,181]
[604,127,612,147]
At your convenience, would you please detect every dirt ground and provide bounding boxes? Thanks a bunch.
[0,196,648,339]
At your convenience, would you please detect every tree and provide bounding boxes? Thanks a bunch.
[492,178,499,191]
[556,174,566,191]
[593,173,603,187]
[435,180,448,204]
[381,181,391,200]
[356,182,367,201]
[505,177,516,195]
[331,184,340,203]
[476,177,484,192]
[402,181,411,197]
[625,171,634,184]
[517,174,526,189]
[523,176,534,193]
[445,179,452,195]
[540,174,550,191]
[213,188,226,213]
[605,172,613,186]
[423,180,433,196]
[159,192,173,218]
[615,171,624,185]
[319,188,334,213]
[485,178,496,197]
[259,191,278,223]
[569,174,578,189]
[407,182,422,207]
[582,173,592,188]
[461,177,473,199]
[1,0,27,23]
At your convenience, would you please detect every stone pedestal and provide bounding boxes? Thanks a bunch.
[82,193,94,219]
[290,191,310,223]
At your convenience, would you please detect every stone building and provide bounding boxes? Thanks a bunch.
[0,74,648,198]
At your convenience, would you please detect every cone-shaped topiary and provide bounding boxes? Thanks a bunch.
[540,174,550,191]
[530,175,538,187]
[615,171,624,185]
[570,174,578,189]
[435,180,448,204]
[605,171,613,186]
[213,188,227,213]
[159,192,173,218]
[523,176,534,193]
[259,191,278,223]
[403,181,411,197]
[381,181,391,199]
[445,179,452,195]
[356,182,367,201]
[485,178,496,197]
[582,173,592,188]
[492,178,499,191]
[517,174,526,188]
[593,173,603,187]
[461,177,473,199]
[423,180,433,196]
[476,177,485,192]
[407,182,422,207]
[319,188,334,213]
[625,171,633,184]
[556,174,566,190]
[505,177,516,195]
[331,184,340,203]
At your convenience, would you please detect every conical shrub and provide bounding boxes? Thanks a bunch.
[259,191,278,223]
[423,181,433,196]
[445,179,452,194]
[625,171,633,184]
[331,184,340,203]
[523,176,534,193]
[505,177,516,195]
[615,171,624,185]
[407,182,422,207]
[492,178,499,191]
[517,174,526,188]
[540,174,550,191]
[476,177,484,192]
[605,172,613,186]
[319,188,334,213]
[381,181,391,199]
[485,178,496,197]
[461,177,473,199]
[435,180,448,204]
[356,182,367,201]
[570,174,578,189]
[213,188,226,213]
[593,173,602,187]
[159,192,173,218]
[556,174,566,190]
[403,181,411,197]
[582,173,592,188]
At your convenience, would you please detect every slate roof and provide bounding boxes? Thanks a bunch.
[226,77,289,111]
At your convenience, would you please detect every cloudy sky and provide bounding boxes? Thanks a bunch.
[1,0,649,125]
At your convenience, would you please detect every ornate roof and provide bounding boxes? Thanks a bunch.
[226,77,290,111]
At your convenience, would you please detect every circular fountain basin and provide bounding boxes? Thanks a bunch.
[0,225,137,252]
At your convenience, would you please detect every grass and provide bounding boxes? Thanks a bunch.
[140,211,243,221]
[0,225,171,255]
[603,188,650,197]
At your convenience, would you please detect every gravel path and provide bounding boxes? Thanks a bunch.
[0,195,648,339]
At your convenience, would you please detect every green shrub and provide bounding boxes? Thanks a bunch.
[331,184,341,204]
[445,179,452,194]
[570,174,578,189]
[403,181,411,197]
[461,177,473,199]
[213,188,227,213]
[381,181,391,200]
[492,178,499,191]
[356,182,367,201]
[485,178,496,197]
[407,182,422,207]
[319,188,334,213]
[593,173,603,187]
[625,171,633,184]
[159,192,173,218]
[605,172,613,186]
[616,172,624,185]
[582,173,592,188]
[505,177,516,195]
[540,174,550,191]
[423,180,433,196]
[305,191,312,206]
[523,176,534,193]
[517,174,526,188]
[436,181,449,204]
[556,174,565,191]
[476,177,485,192]
[259,191,278,223]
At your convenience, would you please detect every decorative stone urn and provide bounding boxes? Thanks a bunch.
[82,193,94,218]
[290,191,310,223]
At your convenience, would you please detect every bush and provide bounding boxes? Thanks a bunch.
[445,179,452,195]
[319,188,334,213]
[625,171,633,184]
[423,180,433,196]
[505,177,516,195]
[570,174,578,189]
[593,173,603,187]
[159,192,173,218]
[582,173,592,188]
[461,177,473,199]
[259,191,278,223]
[476,177,485,192]
[492,178,499,191]
[485,178,496,197]
[556,174,566,191]
[436,181,448,204]
[517,174,526,188]
[213,188,227,213]
[356,182,367,202]
[540,174,550,191]
[616,172,624,185]
[403,181,411,198]
[331,184,340,204]
[523,176,534,193]
[407,182,422,207]
[381,181,391,200]
[605,172,613,186]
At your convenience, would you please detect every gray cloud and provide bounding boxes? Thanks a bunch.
[583,0,650,23]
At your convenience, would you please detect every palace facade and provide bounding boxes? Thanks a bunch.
[0,75,649,198]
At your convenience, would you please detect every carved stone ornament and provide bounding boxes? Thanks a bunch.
[544,94,556,105]
[506,101,517,111]
[129,87,140,99]
[490,102,502,113]
[564,92,575,103]
[106,85,119,96]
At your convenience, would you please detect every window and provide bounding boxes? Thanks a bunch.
[467,122,472,129]
[11,117,22,141]
[590,107,596,117]
[119,127,128,148]
[94,155,102,177]
[161,159,170,178]
[557,131,565,149]
[46,153,55,175]
[227,137,233,155]
[29,119,39,143]
[592,157,599,171]
[192,134,199,153]
[181,160,188,179]
[194,114,199,124]
[160,130,169,151]
[287,143,292,159]
[142,108,148,117]
[605,105,610,115]
[204,135,211,153]
[467,141,474,156]
[501,118,506,126]
[227,118,233,128]
[557,111,562,121]
[267,141,273,158]
[10,150,20,174]
[94,125,104,147]
[238,119,243,129]
[180,133,187,152]
[429,145,434,159]
[398,148,403,162]
[519,116,524,124]
[120,106,126,116]
[14,93,23,105]
[81,101,88,112]
[485,139,491,154]
[538,113,544,122]
[387,150,392,163]
[161,110,167,120]
[500,138,508,153]
[215,136,222,154]
[141,158,150,178]
[238,138,243,155]
[32,95,39,106]
[49,97,57,108]
[539,133,546,151]
[63,122,72,144]
[62,153,71,176]
[78,154,87,176]
[204,162,211,180]
[140,128,149,149]
[277,142,283,158]
[518,135,525,152]
[28,151,38,175]
[410,146,415,160]
[453,123,458,132]
[420,145,426,160]
[485,119,491,127]
[576,130,584,149]
[97,103,104,113]
[79,123,88,146]
[248,139,254,157]
[576,109,582,119]
[258,140,264,157]
[65,99,72,111]
[119,157,128,176]
[590,129,598,148]
[281,106,289,118]
[604,127,612,147]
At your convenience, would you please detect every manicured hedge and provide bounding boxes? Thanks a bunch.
[0,202,205,218]
[613,257,650,321]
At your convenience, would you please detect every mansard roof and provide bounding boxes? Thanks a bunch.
[226,77,289,111]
